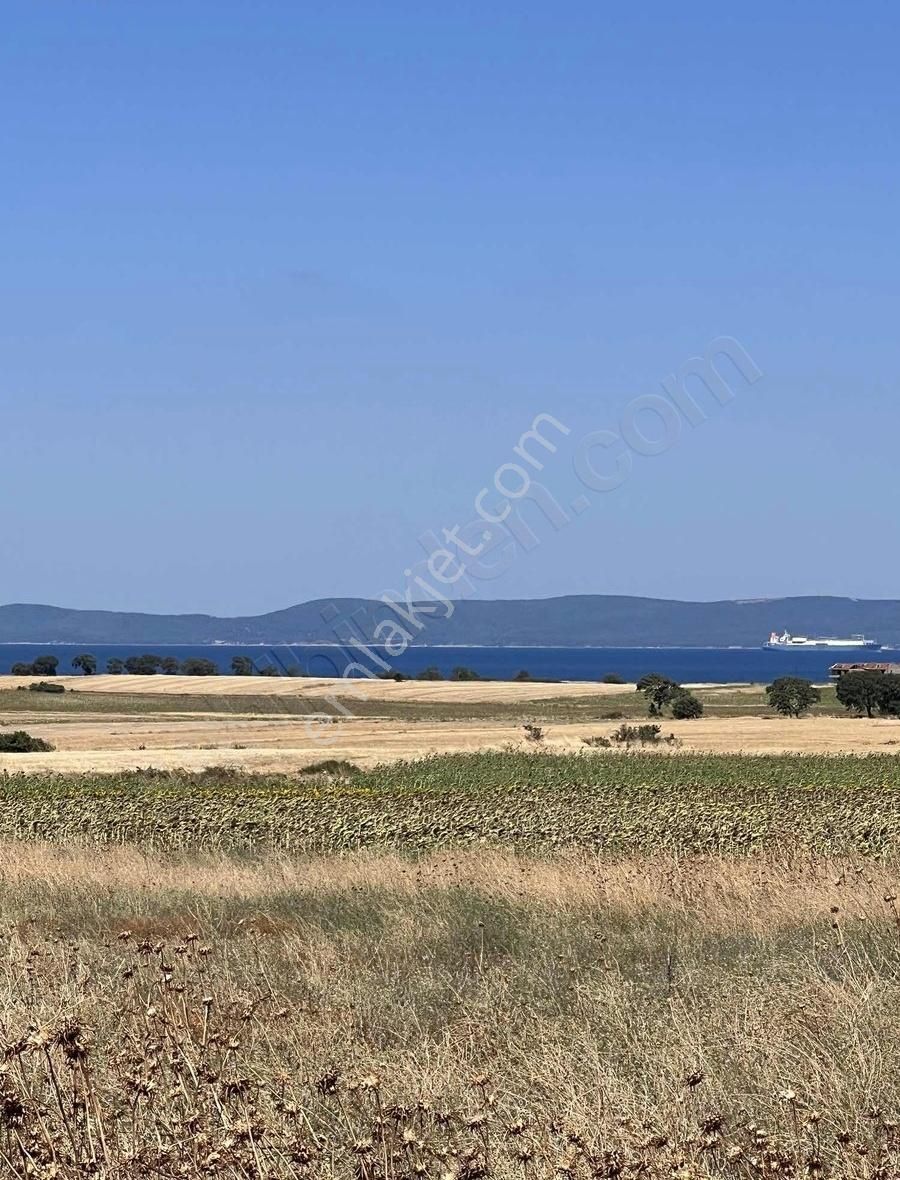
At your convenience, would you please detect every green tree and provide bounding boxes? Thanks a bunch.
[836,670,900,718]
[71,653,97,675]
[636,673,680,716]
[180,658,219,676]
[766,676,820,717]
[31,655,59,677]
[10,663,33,675]
[231,655,255,676]
[106,658,125,675]
[670,689,704,719]
[416,666,443,681]
[602,672,625,684]
[160,657,181,675]
[450,666,481,681]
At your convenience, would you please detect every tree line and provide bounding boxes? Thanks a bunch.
[11,654,221,676]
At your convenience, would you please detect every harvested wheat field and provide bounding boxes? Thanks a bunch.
[0,669,896,771]
[4,672,643,701]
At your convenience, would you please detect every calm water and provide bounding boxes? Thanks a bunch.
[1,643,884,683]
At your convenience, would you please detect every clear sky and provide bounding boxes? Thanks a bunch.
[3,2,898,615]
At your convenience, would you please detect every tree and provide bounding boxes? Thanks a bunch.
[180,658,219,676]
[836,671,900,718]
[602,672,625,684]
[670,689,704,719]
[450,665,481,681]
[124,654,163,675]
[71,653,97,675]
[636,673,680,716]
[766,677,820,717]
[10,663,33,675]
[160,657,181,675]
[258,666,281,677]
[514,669,534,681]
[416,666,443,681]
[232,656,255,676]
[31,655,59,677]
[106,658,125,675]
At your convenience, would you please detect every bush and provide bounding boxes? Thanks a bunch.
[601,673,625,684]
[611,723,664,746]
[0,731,54,753]
[670,689,704,719]
[514,669,534,681]
[298,760,361,777]
[522,723,544,743]
[29,682,65,694]
[582,735,612,748]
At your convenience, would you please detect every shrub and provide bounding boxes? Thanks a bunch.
[523,723,544,743]
[0,731,54,753]
[582,735,612,748]
[670,689,704,719]
[600,710,625,720]
[29,682,65,694]
[299,760,361,777]
[514,669,534,681]
[611,723,664,746]
[601,672,625,684]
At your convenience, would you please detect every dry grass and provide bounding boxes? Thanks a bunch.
[0,713,897,774]
[3,673,637,703]
[1,843,900,1176]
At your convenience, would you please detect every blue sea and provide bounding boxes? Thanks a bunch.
[0,644,883,683]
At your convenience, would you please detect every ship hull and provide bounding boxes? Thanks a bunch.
[764,641,882,651]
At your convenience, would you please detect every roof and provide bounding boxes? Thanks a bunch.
[829,662,900,675]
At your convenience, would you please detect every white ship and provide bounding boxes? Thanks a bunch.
[764,630,881,651]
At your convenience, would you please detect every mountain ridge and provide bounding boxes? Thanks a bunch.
[2,595,899,647]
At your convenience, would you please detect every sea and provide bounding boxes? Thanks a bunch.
[0,644,886,683]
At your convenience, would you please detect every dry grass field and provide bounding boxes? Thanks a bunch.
[1,842,899,1177]
[1,671,900,1175]
[0,674,896,772]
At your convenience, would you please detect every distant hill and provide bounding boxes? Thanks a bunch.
[1,596,899,647]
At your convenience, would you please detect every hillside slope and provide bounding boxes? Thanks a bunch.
[1,595,898,646]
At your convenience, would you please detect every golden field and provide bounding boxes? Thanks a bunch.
[0,674,898,772]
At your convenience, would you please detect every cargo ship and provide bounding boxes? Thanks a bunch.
[764,630,881,651]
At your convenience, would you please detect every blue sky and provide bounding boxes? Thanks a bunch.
[3,2,898,614]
